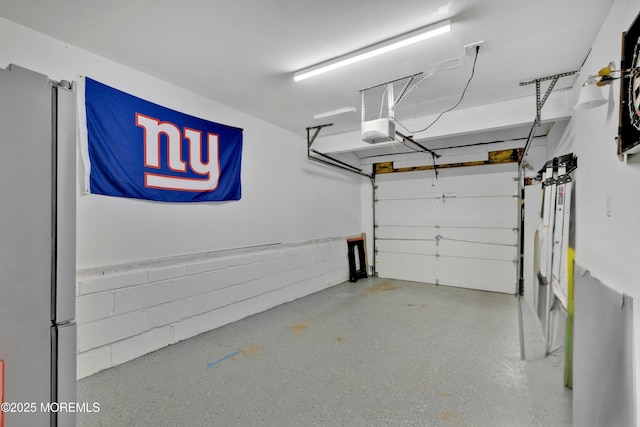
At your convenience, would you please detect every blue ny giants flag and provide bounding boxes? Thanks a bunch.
[79,77,242,202]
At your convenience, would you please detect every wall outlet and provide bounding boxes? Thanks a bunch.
[464,41,485,55]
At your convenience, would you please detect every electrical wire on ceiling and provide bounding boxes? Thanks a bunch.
[370,56,466,122]
[393,45,480,135]
[390,56,464,112]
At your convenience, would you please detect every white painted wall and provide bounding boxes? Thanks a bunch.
[75,237,347,378]
[0,17,361,269]
[553,0,640,423]
[556,0,640,424]
[0,17,361,376]
[559,0,640,304]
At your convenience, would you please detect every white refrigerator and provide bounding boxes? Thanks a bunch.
[0,64,76,427]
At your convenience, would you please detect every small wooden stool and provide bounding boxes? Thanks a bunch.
[346,237,368,282]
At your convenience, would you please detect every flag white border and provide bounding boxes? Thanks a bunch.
[76,75,92,195]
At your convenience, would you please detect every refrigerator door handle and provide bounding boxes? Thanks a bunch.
[53,81,76,324]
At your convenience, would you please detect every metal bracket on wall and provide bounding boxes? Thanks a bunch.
[519,70,578,126]
[305,124,373,180]
[543,176,557,188]
[536,153,578,180]
[512,75,577,360]
[307,123,333,149]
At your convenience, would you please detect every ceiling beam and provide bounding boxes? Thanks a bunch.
[313,90,574,155]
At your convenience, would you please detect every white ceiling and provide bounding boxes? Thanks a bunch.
[0,0,613,146]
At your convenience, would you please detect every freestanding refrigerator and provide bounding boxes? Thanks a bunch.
[0,64,76,427]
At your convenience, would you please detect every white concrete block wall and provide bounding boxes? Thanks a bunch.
[75,237,351,379]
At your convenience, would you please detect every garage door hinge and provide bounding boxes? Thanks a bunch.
[435,251,440,260]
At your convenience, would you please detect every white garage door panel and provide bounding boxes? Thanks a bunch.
[376,239,436,255]
[376,225,438,240]
[376,252,439,284]
[437,239,516,260]
[436,257,516,294]
[376,197,517,228]
[376,236,515,260]
[376,168,517,198]
[376,199,433,224]
[437,227,517,245]
[435,197,517,227]
[428,169,518,195]
[375,167,517,294]
[376,253,515,294]
[377,226,517,245]
[375,170,433,198]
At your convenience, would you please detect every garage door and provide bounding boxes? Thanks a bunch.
[375,166,518,294]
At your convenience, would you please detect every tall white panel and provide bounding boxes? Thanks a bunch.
[0,64,52,426]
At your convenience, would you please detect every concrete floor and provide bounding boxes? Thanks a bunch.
[77,277,571,426]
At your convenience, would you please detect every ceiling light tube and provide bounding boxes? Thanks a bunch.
[293,19,451,82]
[313,106,357,120]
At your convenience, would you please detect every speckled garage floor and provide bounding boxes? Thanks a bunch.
[77,277,571,426]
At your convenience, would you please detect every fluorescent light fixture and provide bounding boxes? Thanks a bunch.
[293,19,451,82]
[313,106,357,120]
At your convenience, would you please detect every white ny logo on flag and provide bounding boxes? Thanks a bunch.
[135,113,220,191]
